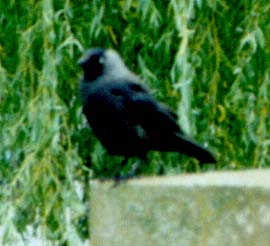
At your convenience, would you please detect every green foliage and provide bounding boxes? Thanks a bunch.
[0,0,269,244]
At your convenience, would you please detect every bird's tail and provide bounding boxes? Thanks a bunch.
[174,134,217,164]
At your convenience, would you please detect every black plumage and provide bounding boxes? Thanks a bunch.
[78,48,216,172]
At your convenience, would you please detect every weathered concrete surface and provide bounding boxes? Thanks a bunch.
[90,169,270,246]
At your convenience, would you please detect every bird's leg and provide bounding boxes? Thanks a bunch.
[120,157,129,168]
[113,158,141,187]
[126,159,142,178]
[114,157,129,179]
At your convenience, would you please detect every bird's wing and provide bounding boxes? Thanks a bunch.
[124,84,216,164]
[121,82,183,135]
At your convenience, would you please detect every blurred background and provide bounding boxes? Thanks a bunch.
[0,0,269,245]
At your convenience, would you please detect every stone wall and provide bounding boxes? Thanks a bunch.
[90,169,270,246]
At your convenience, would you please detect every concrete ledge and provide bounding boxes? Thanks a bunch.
[90,169,270,246]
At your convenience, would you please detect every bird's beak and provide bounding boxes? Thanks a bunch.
[77,54,88,67]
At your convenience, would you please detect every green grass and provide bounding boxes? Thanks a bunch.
[0,0,269,244]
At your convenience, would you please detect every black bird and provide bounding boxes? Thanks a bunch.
[78,48,216,175]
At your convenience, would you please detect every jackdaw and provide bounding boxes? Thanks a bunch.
[78,48,216,174]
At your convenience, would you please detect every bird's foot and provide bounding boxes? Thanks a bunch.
[112,160,142,187]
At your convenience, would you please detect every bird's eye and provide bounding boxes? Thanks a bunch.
[129,83,144,92]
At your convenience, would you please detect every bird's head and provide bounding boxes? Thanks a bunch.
[78,48,127,82]
[78,48,105,82]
